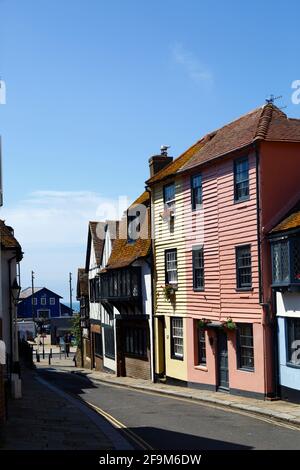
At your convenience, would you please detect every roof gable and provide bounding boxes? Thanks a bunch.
[19,287,62,301]
[85,221,105,271]
[106,192,151,270]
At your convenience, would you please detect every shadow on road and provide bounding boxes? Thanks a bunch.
[127,426,252,450]
[37,367,253,451]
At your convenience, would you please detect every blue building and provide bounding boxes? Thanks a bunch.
[269,202,300,403]
[17,287,74,342]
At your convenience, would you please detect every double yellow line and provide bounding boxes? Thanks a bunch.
[86,401,154,450]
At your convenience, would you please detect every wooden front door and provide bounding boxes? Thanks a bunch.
[217,330,229,390]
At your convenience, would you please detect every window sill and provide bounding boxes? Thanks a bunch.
[237,367,254,373]
[171,355,184,361]
[236,288,253,293]
[234,197,250,205]
[191,205,203,212]
[194,365,208,372]
[193,288,205,292]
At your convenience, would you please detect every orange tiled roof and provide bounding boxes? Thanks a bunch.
[146,104,300,185]
[180,104,300,172]
[0,220,22,260]
[271,211,300,233]
[106,193,151,270]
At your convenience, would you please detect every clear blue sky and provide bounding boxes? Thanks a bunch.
[1,0,300,298]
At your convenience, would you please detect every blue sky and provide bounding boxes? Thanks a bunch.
[0,0,300,299]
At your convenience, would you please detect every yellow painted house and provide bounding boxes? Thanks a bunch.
[146,142,203,384]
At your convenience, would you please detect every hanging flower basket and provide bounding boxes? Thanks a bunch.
[162,284,177,301]
[222,317,237,331]
[198,318,211,329]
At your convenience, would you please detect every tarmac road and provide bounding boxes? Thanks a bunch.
[37,367,300,450]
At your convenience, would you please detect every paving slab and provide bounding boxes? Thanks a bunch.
[0,365,115,450]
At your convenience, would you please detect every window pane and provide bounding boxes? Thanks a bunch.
[198,328,206,365]
[164,184,175,204]
[166,250,177,284]
[292,238,300,282]
[272,241,289,284]
[193,248,204,289]
[235,158,249,201]
[238,324,254,369]
[171,318,183,358]
[236,246,252,288]
[191,175,202,209]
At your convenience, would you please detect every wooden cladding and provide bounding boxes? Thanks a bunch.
[96,267,142,302]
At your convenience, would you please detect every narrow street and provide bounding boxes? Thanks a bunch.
[36,364,300,451]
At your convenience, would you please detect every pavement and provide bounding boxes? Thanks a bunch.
[0,363,128,450]
[35,353,300,428]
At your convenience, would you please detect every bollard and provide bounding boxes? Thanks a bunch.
[50,348,52,358]
[48,353,51,365]
[36,352,40,363]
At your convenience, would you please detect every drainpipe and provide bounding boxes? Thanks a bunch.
[145,185,156,383]
[254,141,274,399]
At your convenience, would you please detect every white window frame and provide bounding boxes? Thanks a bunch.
[41,297,47,306]
[32,298,37,305]
[171,317,183,359]
[165,249,178,285]
[50,298,55,305]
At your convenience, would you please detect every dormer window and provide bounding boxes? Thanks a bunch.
[127,212,140,243]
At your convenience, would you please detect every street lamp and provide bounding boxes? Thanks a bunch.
[11,278,21,305]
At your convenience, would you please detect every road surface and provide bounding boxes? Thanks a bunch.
[38,367,300,450]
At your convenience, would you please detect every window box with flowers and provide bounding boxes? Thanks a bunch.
[222,318,237,331]
[197,318,212,329]
[162,284,177,301]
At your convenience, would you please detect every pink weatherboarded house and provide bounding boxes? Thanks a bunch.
[178,103,300,398]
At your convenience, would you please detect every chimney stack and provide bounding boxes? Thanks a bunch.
[149,146,173,177]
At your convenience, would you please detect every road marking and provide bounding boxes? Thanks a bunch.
[85,401,153,451]
[41,367,300,434]
[89,379,300,433]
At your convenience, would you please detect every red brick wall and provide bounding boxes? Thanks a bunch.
[90,324,103,372]
[124,355,151,381]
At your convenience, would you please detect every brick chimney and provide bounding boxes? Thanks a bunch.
[149,146,173,177]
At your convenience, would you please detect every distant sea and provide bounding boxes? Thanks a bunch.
[63,301,80,313]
